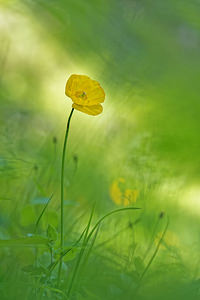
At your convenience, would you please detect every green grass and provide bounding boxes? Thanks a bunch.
[0,0,200,299]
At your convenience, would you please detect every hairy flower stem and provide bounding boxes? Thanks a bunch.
[57,108,74,286]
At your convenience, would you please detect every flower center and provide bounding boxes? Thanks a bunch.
[75,91,87,100]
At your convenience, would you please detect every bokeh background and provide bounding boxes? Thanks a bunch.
[0,1,200,299]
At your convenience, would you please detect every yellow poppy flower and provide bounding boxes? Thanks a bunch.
[109,178,125,205]
[110,178,139,206]
[65,74,105,116]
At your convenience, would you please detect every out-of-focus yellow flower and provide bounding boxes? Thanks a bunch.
[110,178,139,206]
[65,74,105,116]
[109,178,124,205]
[124,189,139,206]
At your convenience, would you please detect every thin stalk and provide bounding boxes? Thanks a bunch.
[80,224,100,273]
[139,216,169,283]
[66,204,95,298]
[34,194,53,234]
[87,207,141,242]
[66,206,140,298]
[95,217,141,250]
[57,108,74,285]
[143,217,160,260]
[34,194,53,298]
[67,226,100,299]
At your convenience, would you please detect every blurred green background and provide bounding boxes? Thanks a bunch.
[0,0,200,299]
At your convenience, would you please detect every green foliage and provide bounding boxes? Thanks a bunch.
[0,236,49,247]
[47,224,58,243]
[0,0,200,299]
[20,205,36,227]
[134,256,145,274]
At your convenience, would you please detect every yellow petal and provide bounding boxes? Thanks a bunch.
[124,189,139,205]
[109,181,123,205]
[72,103,103,116]
[65,74,90,98]
[65,74,105,106]
[81,81,105,105]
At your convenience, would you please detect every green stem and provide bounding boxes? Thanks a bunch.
[139,216,169,283]
[57,107,74,285]
[67,206,140,298]
[87,207,140,242]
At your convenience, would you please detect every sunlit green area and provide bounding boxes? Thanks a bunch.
[0,1,200,299]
